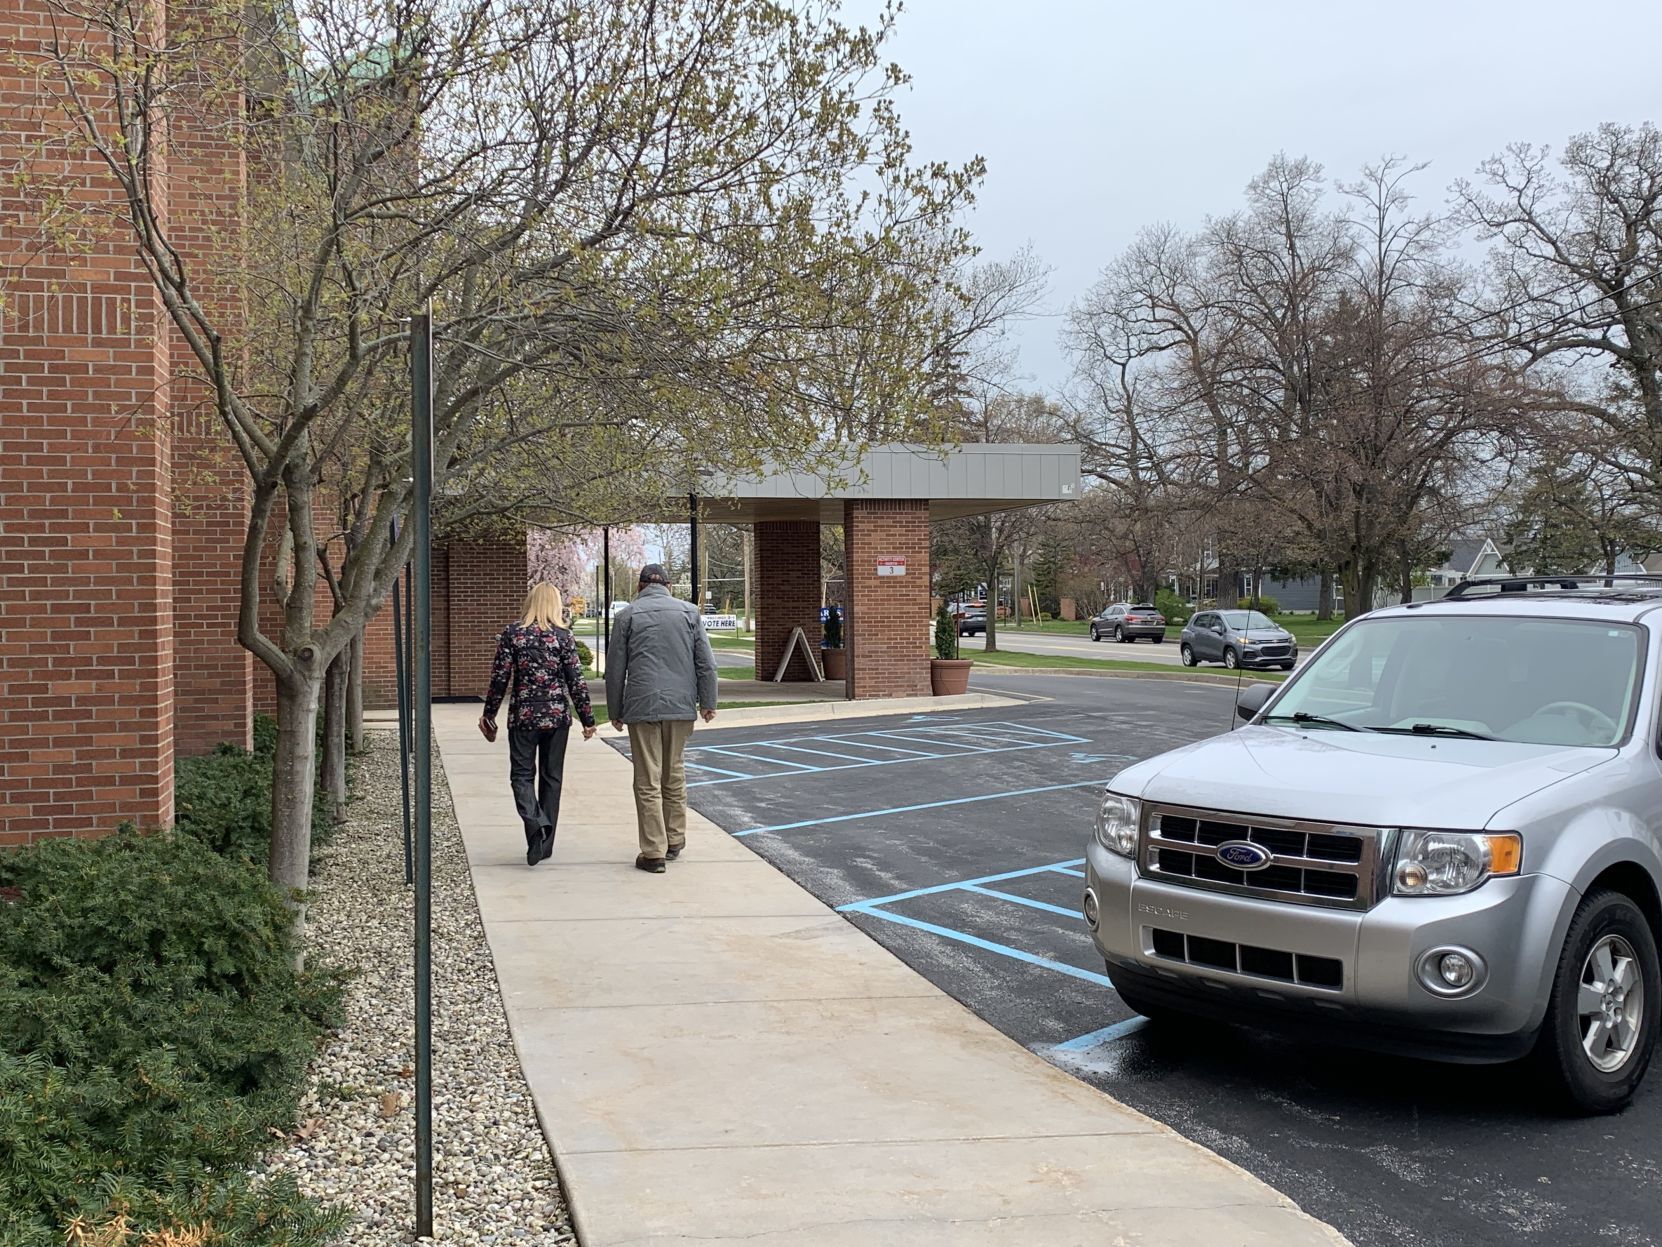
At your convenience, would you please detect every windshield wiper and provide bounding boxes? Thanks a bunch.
[1380,723,1496,740]
[1264,712,1365,732]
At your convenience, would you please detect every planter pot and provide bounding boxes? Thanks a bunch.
[930,658,973,696]
[821,646,847,681]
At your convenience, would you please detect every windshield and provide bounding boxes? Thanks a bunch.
[1221,611,1276,630]
[1268,615,1644,747]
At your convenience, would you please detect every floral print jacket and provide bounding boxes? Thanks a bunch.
[483,622,596,732]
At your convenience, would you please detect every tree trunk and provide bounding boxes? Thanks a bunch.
[1216,544,1240,608]
[347,627,366,754]
[322,650,349,824]
[1399,548,1415,605]
[983,560,999,653]
[270,673,323,956]
[1317,568,1334,621]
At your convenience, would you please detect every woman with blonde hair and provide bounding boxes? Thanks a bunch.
[479,582,596,865]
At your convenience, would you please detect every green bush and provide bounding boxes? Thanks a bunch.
[575,638,594,669]
[1246,593,1280,615]
[1154,589,1190,626]
[0,830,342,1242]
[176,716,333,866]
[933,603,959,660]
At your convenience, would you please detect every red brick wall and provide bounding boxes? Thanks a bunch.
[0,2,176,845]
[169,0,252,754]
[844,500,931,699]
[755,521,822,681]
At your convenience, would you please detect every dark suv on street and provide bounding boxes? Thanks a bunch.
[1091,603,1167,644]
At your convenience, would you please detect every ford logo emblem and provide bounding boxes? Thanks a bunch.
[1217,840,1272,871]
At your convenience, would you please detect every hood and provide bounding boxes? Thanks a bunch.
[1108,725,1615,830]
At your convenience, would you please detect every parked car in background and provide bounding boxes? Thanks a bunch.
[1090,603,1167,643]
[956,606,987,636]
[1086,576,1662,1112]
[1180,609,1297,670]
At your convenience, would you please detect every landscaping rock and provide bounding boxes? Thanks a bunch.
[273,735,575,1245]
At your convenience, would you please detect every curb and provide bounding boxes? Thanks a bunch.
[972,665,1285,686]
[694,690,1022,729]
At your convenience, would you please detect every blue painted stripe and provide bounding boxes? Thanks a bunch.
[1053,867,1086,877]
[762,742,876,763]
[737,781,1109,838]
[813,735,946,757]
[835,857,1089,908]
[1054,1017,1148,1051]
[690,739,1077,788]
[864,730,985,751]
[847,905,1116,989]
[963,884,1082,919]
[681,759,754,779]
[682,720,1035,753]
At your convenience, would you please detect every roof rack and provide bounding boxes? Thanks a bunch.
[1442,574,1662,599]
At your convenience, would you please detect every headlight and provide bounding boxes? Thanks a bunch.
[1095,792,1141,857]
[1392,831,1521,896]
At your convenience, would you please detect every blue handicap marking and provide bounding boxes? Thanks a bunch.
[1069,751,1122,765]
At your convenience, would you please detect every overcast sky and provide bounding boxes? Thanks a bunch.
[858,0,1662,391]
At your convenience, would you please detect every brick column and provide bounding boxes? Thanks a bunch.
[0,1,175,844]
[755,521,822,681]
[442,536,526,699]
[170,0,253,753]
[844,500,931,699]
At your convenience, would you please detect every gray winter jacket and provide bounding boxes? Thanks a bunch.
[605,584,719,724]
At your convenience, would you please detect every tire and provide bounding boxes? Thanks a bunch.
[1153,635,1165,644]
[1114,626,1126,643]
[1180,643,1197,668]
[1224,648,1239,670]
[1536,889,1659,1113]
[1090,626,1100,642]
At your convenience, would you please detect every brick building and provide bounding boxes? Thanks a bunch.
[707,445,1080,699]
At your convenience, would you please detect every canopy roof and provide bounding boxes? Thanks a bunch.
[694,443,1081,524]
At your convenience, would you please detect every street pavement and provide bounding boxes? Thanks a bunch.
[688,672,1662,1247]
[961,625,1306,669]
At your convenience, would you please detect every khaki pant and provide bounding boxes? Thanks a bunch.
[627,719,696,859]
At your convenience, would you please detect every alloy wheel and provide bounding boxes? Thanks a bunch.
[1579,934,1646,1073]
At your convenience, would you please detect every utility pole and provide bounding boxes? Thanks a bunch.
[688,492,700,609]
[741,527,752,631]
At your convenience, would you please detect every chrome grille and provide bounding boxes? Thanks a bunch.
[1142,805,1387,911]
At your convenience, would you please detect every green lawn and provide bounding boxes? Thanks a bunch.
[707,632,756,651]
[969,648,1285,682]
[717,664,757,681]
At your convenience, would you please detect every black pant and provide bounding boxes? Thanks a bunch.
[509,723,570,841]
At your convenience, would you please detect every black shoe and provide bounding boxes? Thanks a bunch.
[525,830,540,867]
[634,854,667,874]
[538,827,555,862]
[666,844,684,861]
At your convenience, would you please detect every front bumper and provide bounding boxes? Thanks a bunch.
[1237,647,1296,667]
[1085,841,1574,1062]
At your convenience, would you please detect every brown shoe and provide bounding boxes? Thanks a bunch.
[666,843,684,861]
[634,854,667,874]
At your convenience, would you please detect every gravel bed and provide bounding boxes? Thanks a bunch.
[272,733,575,1245]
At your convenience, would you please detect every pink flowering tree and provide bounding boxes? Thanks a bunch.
[527,526,648,603]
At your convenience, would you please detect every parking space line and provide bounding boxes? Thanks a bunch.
[963,884,1082,919]
[845,903,1117,989]
[1054,1017,1147,1051]
[681,759,755,779]
[763,742,879,763]
[693,746,822,771]
[814,735,949,757]
[690,740,1088,788]
[835,858,1088,906]
[1054,867,1086,877]
[738,784,1111,838]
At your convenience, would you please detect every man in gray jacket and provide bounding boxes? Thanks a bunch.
[605,564,719,872]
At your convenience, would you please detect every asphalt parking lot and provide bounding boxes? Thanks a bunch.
[680,673,1662,1247]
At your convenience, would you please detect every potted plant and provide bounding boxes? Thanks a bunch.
[930,601,972,696]
[821,604,847,681]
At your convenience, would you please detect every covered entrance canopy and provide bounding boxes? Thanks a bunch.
[693,443,1081,699]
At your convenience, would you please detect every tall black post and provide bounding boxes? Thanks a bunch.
[688,492,699,608]
[602,525,612,660]
[390,516,413,887]
[410,310,435,1238]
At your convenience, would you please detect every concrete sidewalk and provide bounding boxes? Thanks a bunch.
[434,703,1348,1247]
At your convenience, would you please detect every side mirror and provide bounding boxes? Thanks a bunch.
[1236,682,1274,721]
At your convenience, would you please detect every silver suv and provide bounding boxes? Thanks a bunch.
[1085,577,1662,1112]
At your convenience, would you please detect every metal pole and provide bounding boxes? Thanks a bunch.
[602,526,612,659]
[688,492,699,608]
[410,309,435,1239]
[391,516,413,888]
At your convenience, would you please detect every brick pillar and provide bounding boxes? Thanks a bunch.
[440,536,526,700]
[755,521,822,681]
[170,0,252,753]
[0,2,175,845]
[844,500,931,699]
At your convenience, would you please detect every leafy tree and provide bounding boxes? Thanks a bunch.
[24,0,982,937]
